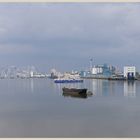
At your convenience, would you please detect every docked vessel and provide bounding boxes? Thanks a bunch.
[54,73,83,83]
[54,78,83,83]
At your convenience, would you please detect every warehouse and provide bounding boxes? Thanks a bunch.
[124,66,136,80]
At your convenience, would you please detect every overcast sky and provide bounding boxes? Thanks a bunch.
[0,3,140,72]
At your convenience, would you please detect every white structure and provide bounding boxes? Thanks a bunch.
[92,67,103,75]
[124,66,136,79]
[30,71,34,78]
[92,67,97,74]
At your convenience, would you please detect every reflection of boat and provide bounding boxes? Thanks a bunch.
[63,92,87,99]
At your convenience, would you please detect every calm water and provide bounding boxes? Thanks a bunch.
[0,78,140,137]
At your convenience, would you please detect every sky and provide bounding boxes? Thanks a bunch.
[0,3,140,72]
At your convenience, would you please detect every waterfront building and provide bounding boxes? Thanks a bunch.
[80,70,91,78]
[91,64,116,78]
[30,71,34,78]
[124,66,136,80]
[49,69,58,79]
[80,64,116,79]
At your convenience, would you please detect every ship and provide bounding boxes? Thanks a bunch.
[54,73,83,83]
[54,78,83,83]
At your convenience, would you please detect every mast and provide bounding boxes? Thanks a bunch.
[90,58,93,72]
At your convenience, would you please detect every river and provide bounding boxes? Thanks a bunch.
[0,78,140,137]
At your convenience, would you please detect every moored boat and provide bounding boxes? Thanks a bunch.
[62,87,87,97]
[54,72,83,83]
[62,87,87,93]
[54,78,83,83]
[62,87,93,99]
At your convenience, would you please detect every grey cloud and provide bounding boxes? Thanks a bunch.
[0,3,140,71]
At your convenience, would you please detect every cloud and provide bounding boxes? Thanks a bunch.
[0,3,140,71]
[0,44,34,55]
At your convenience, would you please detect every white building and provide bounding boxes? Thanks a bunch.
[124,66,136,79]
[91,66,103,75]
[30,71,34,78]
[92,67,97,74]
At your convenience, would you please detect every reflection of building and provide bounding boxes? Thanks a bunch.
[91,79,114,96]
[30,79,34,93]
[124,81,136,97]
[124,66,136,80]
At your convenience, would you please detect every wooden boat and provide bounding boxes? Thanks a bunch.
[62,87,87,97]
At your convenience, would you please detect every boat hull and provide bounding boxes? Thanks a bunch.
[62,87,87,97]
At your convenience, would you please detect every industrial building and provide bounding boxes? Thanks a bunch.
[80,59,137,80]
[80,64,116,79]
[91,64,116,78]
[124,66,136,80]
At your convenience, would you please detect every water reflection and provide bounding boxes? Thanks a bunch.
[89,79,136,97]
[124,81,136,97]
[62,92,87,99]
[0,78,140,137]
[89,79,115,96]
[30,79,34,93]
[54,79,137,97]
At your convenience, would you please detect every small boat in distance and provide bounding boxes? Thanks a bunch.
[54,78,83,83]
